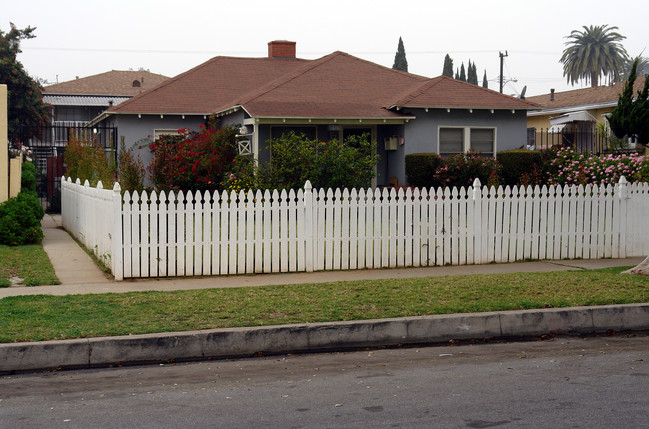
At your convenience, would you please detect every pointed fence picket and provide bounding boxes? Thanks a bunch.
[60,176,649,280]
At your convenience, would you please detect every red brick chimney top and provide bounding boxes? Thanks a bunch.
[268,41,296,59]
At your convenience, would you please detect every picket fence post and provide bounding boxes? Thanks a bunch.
[472,178,482,264]
[304,181,314,272]
[111,181,123,281]
[617,176,628,258]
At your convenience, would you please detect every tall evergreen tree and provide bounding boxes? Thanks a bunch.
[608,57,649,146]
[392,37,408,72]
[482,70,489,88]
[455,69,460,80]
[0,23,50,143]
[459,63,467,82]
[442,54,454,77]
[467,60,478,85]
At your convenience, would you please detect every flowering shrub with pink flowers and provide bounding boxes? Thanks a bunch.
[547,147,649,186]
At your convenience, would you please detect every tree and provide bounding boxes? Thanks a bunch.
[467,60,478,85]
[442,54,454,77]
[454,69,459,80]
[0,23,50,144]
[559,24,628,88]
[612,58,649,277]
[608,58,649,146]
[392,37,408,72]
[621,56,649,80]
[459,63,466,82]
[482,70,489,88]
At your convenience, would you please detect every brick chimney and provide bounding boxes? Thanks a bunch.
[550,88,555,102]
[268,41,296,59]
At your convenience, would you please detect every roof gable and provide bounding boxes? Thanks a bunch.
[389,75,539,110]
[43,70,169,96]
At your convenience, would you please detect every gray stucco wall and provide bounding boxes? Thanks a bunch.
[106,114,205,169]
[396,108,528,186]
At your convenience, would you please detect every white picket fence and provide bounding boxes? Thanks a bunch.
[61,176,649,281]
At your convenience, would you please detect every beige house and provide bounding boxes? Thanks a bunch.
[525,77,646,151]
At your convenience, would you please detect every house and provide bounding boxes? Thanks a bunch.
[43,70,169,126]
[91,41,537,186]
[526,77,647,152]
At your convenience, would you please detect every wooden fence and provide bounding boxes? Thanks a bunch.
[61,176,649,281]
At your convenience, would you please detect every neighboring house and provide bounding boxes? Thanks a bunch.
[526,77,647,151]
[92,41,537,186]
[43,70,169,126]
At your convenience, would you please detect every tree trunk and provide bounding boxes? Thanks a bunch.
[590,71,599,87]
[622,255,649,275]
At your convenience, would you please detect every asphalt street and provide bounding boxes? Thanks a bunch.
[2,333,648,428]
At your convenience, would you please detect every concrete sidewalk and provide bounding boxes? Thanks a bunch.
[0,215,647,373]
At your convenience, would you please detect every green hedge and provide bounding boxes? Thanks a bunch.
[405,153,443,188]
[497,149,543,186]
[21,161,37,192]
[0,192,45,245]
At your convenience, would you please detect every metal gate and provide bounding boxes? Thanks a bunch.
[16,125,117,213]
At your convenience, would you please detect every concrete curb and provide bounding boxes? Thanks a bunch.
[2,303,648,374]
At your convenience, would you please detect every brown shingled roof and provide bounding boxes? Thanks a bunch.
[389,75,539,110]
[108,56,310,115]
[526,77,647,109]
[43,70,169,96]
[221,51,429,118]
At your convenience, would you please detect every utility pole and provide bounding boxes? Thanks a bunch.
[499,51,508,93]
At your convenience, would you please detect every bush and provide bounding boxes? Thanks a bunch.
[405,153,443,188]
[497,150,543,186]
[64,133,116,187]
[256,132,379,190]
[434,152,501,189]
[117,138,146,193]
[148,123,238,192]
[0,192,45,245]
[21,161,37,192]
[546,147,649,186]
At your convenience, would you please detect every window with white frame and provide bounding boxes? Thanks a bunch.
[153,129,179,140]
[439,127,495,158]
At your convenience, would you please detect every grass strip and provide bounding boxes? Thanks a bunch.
[0,244,60,287]
[1,266,648,343]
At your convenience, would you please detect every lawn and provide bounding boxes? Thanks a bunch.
[1,266,648,343]
[0,244,60,287]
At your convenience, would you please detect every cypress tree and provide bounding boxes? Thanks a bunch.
[482,70,489,88]
[392,37,408,72]
[467,60,478,84]
[442,54,454,77]
[459,63,467,82]
[455,69,460,80]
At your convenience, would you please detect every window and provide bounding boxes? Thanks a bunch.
[132,80,141,87]
[154,129,179,140]
[439,127,495,158]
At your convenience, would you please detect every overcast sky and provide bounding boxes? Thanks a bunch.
[3,0,647,97]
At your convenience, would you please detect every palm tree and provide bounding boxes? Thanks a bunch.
[560,25,629,87]
[621,56,649,80]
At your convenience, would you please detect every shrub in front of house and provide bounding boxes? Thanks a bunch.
[0,191,45,245]
[405,153,443,188]
[497,149,544,187]
[64,134,116,187]
[253,132,379,191]
[21,161,37,192]
[547,147,649,186]
[148,125,238,192]
[434,151,502,189]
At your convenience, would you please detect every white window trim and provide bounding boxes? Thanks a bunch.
[437,126,497,157]
[153,129,180,140]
